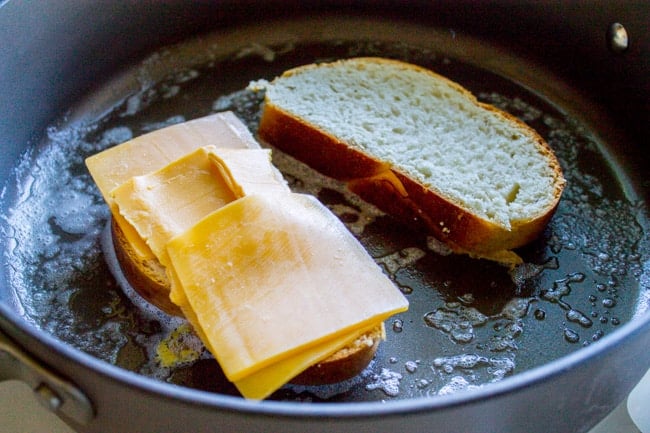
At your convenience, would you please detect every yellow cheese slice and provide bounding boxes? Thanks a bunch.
[110,146,289,268]
[167,264,217,353]
[86,112,260,200]
[110,147,236,265]
[85,111,259,259]
[165,193,409,385]
[208,148,289,197]
[167,263,381,400]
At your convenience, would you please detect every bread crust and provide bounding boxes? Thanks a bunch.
[259,104,388,181]
[111,217,382,385]
[258,57,565,259]
[112,218,183,316]
[290,325,383,385]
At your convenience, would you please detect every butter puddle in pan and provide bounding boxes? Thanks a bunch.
[1,39,648,402]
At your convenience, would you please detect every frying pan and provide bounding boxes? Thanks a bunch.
[0,1,648,432]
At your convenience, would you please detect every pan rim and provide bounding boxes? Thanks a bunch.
[1,301,648,418]
[0,1,648,421]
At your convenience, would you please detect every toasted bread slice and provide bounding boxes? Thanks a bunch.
[111,217,383,385]
[258,57,565,263]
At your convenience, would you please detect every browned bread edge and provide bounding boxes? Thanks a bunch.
[290,324,383,385]
[258,93,563,258]
[111,219,182,316]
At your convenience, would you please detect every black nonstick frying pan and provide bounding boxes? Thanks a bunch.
[0,1,648,432]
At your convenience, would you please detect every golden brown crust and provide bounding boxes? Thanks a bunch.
[111,218,183,317]
[258,104,389,181]
[111,217,382,385]
[349,167,558,255]
[290,324,383,385]
[258,60,565,259]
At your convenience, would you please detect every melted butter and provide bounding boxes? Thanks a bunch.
[156,323,204,368]
[1,38,648,402]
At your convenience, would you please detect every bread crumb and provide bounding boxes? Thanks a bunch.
[247,79,270,92]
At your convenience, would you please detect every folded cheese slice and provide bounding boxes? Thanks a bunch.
[208,148,289,198]
[85,111,260,259]
[110,146,288,268]
[165,193,409,395]
[110,146,235,265]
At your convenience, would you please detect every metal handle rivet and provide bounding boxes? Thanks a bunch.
[34,382,63,412]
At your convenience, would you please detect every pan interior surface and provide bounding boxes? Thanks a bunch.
[1,17,648,404]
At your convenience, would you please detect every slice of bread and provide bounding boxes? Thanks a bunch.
[258,57,565,263]
[111,217,383,385]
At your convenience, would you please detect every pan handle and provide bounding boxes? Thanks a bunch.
[0,329,94,426]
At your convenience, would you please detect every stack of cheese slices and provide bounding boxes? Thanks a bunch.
[86,111,409,400]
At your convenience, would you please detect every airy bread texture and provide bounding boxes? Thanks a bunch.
[258,57,565,262]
